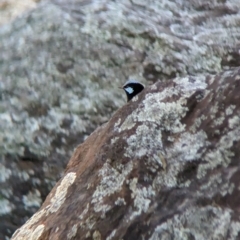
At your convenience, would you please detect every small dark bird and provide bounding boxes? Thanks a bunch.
[120,80,145,102]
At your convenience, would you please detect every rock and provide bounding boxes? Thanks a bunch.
[0,0,38,26]
[0,0,240,239]
[12,67,240,239]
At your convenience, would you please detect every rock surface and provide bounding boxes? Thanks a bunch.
[0,0,38,26]
[12,67,240,239]
[0,0,240,239]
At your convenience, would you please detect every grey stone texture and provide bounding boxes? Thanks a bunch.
[0,0,239,239]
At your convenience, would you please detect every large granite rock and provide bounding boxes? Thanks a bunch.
[0,0,239,239]
[0,0,38,26]
[12,67,240,239]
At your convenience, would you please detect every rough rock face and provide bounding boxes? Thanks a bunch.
[1,0,240,239]
[12,67,240,239]
[0,0,38,26]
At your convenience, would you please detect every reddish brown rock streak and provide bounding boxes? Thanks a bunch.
[12,68,240,239]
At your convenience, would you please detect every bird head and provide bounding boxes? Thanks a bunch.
[120,79,145,102]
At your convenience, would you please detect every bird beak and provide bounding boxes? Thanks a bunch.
[118,86,123,89]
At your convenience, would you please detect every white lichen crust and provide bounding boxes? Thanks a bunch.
[11,172,76,240]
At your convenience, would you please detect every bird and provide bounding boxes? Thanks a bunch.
[120,79,145,102]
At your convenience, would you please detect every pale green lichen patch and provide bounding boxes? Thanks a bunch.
[150,206,233,240]
[138,101,187,133]
[106,229,117,240]
[190,114,207,133]
[48,172,76,213]
[79,203,89,220]
[129,178,155,220]
[30,224,45,240]
[114,118,121,129]
[198,148,233,179]
[230,222,240,239]
[199,168,236,198]
[173,75,207,92]
[124,124,164,173]
[153,161,179,189]
[110,137,119,145]
[118,115,136,132]
[198,121,240,179]
[11,209,46,240]
[228,115,240,129]
[67,224,78,240]
[92,160,133,215]
[115,197,126,206]
[12,172,77,238]
[93,204,111,218]
[167,131,209,162]
[119,87,188,134]
[225,105,236,116]
[213,114,225,126]
[81,215,96,231]
[132,95,139,102]
[125,125,162,157]
[93,230,101,240]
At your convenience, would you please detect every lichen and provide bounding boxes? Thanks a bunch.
[48,172,76,213]
[149,206,233,240]
[92,160,133,215]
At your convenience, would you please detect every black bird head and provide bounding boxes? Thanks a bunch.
[121,80,145,102]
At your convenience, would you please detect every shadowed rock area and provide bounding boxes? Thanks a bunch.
[0,0,240,239]
[12,67,240,239]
